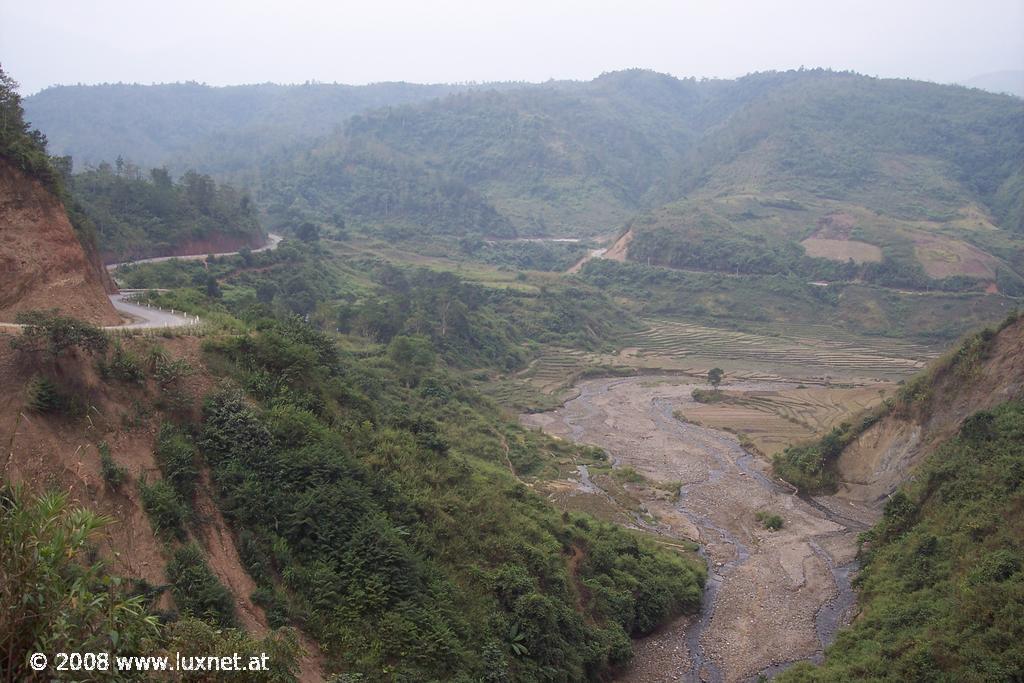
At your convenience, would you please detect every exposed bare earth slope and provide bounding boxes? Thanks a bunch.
[0,336,324,680]
[835,316,1024,508]
[0,159,119,325]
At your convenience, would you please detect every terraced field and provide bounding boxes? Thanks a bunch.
[517,348,594,393]
[679,384,894,456]
[624,319,937,380]
[479,378,569,413]
[483,318,934,413]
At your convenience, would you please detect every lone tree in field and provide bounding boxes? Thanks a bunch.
[708,367,724,391]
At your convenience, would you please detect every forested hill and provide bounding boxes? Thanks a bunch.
[259,70,714,237]
[22,81,491,173]
[260,69,1024,290]
[27,70,1024,289]
[68,164,266,263]
[268,70,1023,246]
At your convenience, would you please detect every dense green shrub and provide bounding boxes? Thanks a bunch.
[0,66,62,188]
[11,310,108,360]
[0,486,160,680]
[188,318,705,680]
[756,511,784,531]
[148,347,194,412]
[98,343,145,383]
[139,478,188,540]
[154,423,199,500]
[691,388,726,404]
[26,376,63,414]
[97,441,127,491]
[166,544,236,628]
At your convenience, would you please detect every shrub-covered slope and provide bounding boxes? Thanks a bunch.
[771,313,1024,680]
[779,399,1024,681]
[2,245,698,682]
[773,312,1024,498]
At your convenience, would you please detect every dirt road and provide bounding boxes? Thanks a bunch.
[103,233,283,328]
[522,376,877,682]
[105,293,196,329]
[105,233,283,271]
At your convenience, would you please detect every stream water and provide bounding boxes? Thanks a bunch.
[524,376,870,682]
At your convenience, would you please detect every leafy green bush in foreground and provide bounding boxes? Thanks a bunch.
[194,318,705,680]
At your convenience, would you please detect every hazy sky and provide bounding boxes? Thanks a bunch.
[2,0,1023,94]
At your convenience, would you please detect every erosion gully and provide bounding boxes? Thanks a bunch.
[521,376,874,683]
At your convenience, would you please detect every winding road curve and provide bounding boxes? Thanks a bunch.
[523,376,878,682]
[104,233,283,329]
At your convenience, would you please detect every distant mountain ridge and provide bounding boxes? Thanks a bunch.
[25,69,1024,291]
[24,81,495,173]
[960,70,1024,98]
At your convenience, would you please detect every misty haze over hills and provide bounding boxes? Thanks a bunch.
[2,4,1024,677]
[26,69,1024,309]
[961,69,1024,98]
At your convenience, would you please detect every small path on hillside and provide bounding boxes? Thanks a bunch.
[523,376,876,682]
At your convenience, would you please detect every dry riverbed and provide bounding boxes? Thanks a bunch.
[522,376,878,682]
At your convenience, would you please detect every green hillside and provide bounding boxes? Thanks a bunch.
[782,401,1024,681]
[259,69,1024,294]
[2,240,700,681]
[772,314,1024,679]
[27,70,1024,291]
[627,71,1024,293]
[22,81,481,174]
[70,164,265,263]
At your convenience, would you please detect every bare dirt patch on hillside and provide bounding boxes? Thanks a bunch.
[0,160,120,325]
[800,238,882,263]
[603,228,634,261]
[801,212,882,264]
[835,315,1024,509]
[0,337,179,590]
[911,232,1000,280]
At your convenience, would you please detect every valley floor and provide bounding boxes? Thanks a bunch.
[523,376,879,682]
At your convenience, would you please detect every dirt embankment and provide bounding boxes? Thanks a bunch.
[0,338,205,592]
[0,159,120,325]
[0,336,324,681]
[835,316,1024,508]
[603,227,633,261]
